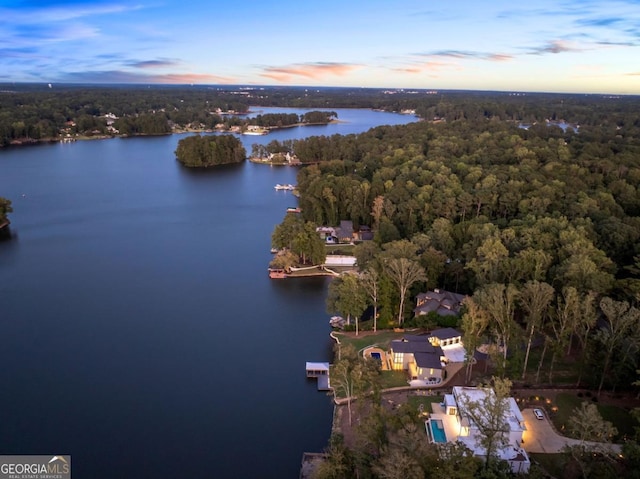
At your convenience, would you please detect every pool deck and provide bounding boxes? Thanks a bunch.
[362,347,390,370]
[428,402,460,443]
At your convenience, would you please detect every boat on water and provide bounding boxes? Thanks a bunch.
[243,127,268,136]
[268,268,287,279]
[286,207,301,213]
[329,316,346,329]
[274,184,295,191]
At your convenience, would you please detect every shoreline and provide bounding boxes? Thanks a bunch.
[0,119,347,149]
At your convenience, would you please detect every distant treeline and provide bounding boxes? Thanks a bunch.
[1,83,638,146]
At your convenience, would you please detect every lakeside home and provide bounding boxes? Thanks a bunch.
[426,386,530,473]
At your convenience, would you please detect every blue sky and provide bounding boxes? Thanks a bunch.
[1,0,639,93]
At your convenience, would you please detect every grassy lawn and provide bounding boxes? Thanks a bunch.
[552,392,637,442]
[407,394,444,412]
[380,370,409,389]
[325,244,356,255]
[333,330,407,353]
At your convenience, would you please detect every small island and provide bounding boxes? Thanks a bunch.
[0,196,12,239]
[175,134,246,168]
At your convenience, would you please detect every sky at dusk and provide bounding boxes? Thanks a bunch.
[1,0,639,94]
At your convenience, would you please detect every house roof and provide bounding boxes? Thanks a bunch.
[431,327,462,340]
[414,352,443,369]
[390,338,443,355]
[415,289,467,316]
[305,362,329,372]
[402,334,430,342]
[335,220,354,239]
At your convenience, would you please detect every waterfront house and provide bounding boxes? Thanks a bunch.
[389,335,446,383]
[429,327,463,347]
[354,225,374,241]
[414,289,467,317]
[426,386,530,473]
[389,328,466,383]
[334,220,354,243]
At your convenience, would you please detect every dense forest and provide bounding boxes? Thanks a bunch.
[174,134,246,167]
[268,99,640,478]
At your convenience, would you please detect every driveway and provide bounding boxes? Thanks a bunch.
[521,408,621,455]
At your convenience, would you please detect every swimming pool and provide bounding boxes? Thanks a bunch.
[428,419,447,443]
[371,352,381,360]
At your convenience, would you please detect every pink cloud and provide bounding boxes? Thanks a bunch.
[487,54,514,62]
[260,62,359,82]
[153,73,236,84]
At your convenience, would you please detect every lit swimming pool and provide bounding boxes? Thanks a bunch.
[428,419,447,443]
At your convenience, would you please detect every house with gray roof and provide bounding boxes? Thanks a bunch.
[389,327,466,384]
[334,220,354,243]
[414,289,467,317]
[389,335,446,383]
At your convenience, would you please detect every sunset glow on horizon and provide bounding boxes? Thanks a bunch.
[1,0,639,94]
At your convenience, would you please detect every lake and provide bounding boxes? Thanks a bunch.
[0,107,416,478]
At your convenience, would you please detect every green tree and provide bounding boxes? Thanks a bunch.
[596,298,640,396]
[330,344,378,426]
[272,213,303,251]
[520,281,554,380]
[568,401,618,444]
[454,377,513,469]
[474,284,519,372]
[0,196,12,225]
[361,268,381,332]
[371,446,424,479]
[311,434,353,479]
[385,258,426,326]
[175,134,246,167]
[271,215,325,265]
[326,274,368,335]
[434,442,480,479]
[461,297,489,383]
[466,235,509,286]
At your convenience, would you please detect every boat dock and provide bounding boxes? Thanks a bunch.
[306,362,331,391]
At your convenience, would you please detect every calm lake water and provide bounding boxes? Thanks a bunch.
[0,108,416,478]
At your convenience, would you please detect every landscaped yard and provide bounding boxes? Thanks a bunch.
[407,394,444,413]
[380,370,409,389]
[551,392,637,441]
[325,244,356,255]
[333,330,408,353]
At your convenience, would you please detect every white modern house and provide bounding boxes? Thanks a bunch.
[425,386,530,474]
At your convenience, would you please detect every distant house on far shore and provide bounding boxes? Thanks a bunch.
[334,220,354,243]
[414,289,467,317]
[317,221,374,244]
